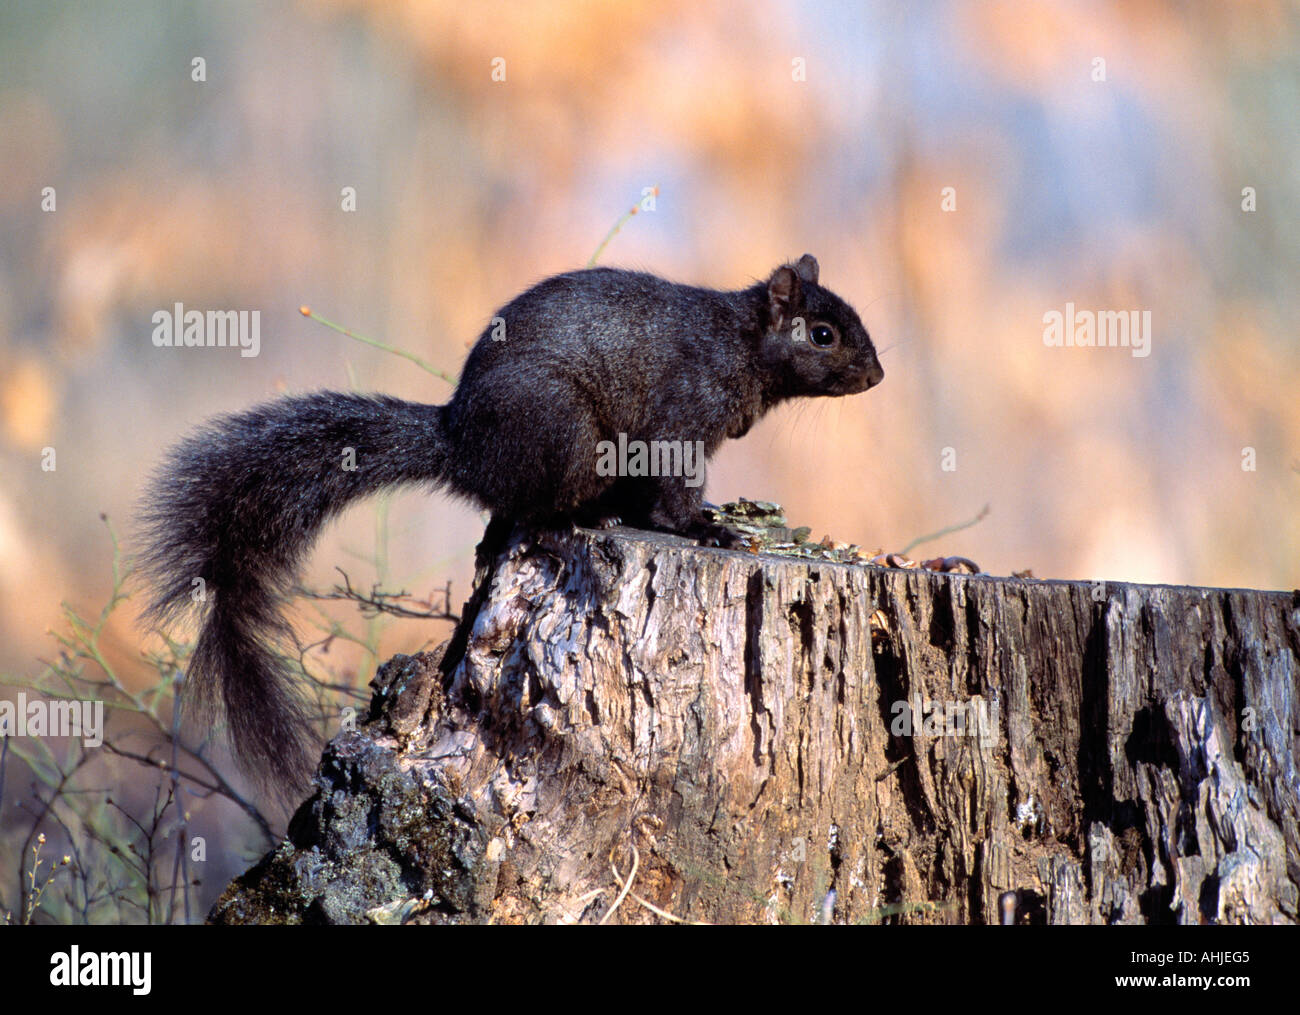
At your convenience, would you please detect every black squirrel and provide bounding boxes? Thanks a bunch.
[137,254,883,792]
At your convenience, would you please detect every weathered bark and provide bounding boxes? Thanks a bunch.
[209,525,1300,925]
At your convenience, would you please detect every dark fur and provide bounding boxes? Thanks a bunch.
[137,255,883,792]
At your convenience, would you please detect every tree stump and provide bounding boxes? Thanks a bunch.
[208,525,1300,924]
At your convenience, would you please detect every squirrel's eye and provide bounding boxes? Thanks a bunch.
[810,324,837,349]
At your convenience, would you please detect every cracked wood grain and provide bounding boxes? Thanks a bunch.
[209,526,1300,925]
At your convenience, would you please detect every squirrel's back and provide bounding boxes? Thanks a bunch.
[452,267,759,441]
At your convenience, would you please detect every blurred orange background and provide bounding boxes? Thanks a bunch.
[1,0,1297,693]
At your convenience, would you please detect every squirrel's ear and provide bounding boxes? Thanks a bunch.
[767,265,802,329]
[794,254,819,286]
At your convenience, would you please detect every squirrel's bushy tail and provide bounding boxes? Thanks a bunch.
[137,392,451,793]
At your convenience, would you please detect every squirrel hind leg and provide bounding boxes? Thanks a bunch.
[568,481,647,531]
[450,404,612,523]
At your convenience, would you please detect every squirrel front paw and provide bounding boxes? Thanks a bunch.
[684,521,746,549]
